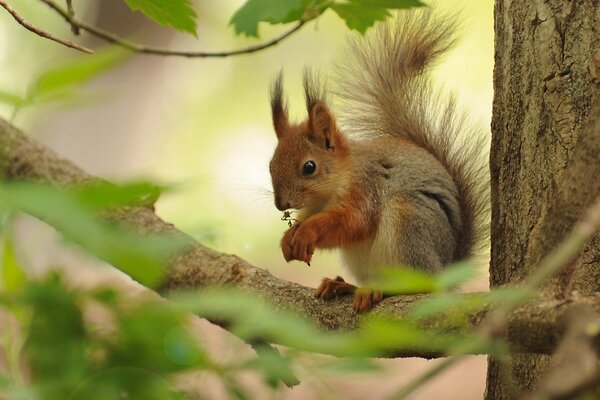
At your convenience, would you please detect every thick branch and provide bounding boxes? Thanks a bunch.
[38,0,307,58]
[1,117,600,358]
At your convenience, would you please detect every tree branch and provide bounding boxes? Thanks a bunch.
[0,0,91,53]
[1,116,600,358]
[38,0,307,58]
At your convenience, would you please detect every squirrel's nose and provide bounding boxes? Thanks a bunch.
[274,195,290,211]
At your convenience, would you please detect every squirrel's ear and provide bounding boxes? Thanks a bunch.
[309,102,337,150]
[270,73,289,139]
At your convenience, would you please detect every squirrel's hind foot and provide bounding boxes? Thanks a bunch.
[315,276,383,313]
[353,289,384,313]
[315,276,357,300]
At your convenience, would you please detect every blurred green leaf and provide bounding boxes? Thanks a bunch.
[111,303,207,373]
[92,287,120,305]
[70,367,184,400]
[449,334,510,357]
[331,3,390,33]
[74,180,163,209]
[230,0,312,37]
[23,274,90,399]
[1,234,27,294]
[172,288,479,358]
[350,0,426,8]
[354,316,458,355]
[0,90,24,107]
[331,0,424,33]
[0,372,11,388]
[0,182,186,287]
[485,286,537,305]
[123,0,197,36]
[246,346,299,388]
[163,326,204,367]
[229,384,250,400]
[172,289,321,348]
[318,357,382,373]
[29,47,129,100]
[437,263,478,291]
[364,267,438,294]
[408,293,478,321]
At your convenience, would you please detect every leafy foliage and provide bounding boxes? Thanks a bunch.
[1,233,26,294]
[0,47,129,120]
[363,263,478,294]
[229,0,425,37]
[30,47,129,100]
[230,0,314,37]
[0,177,527,398]
[123,0,198,36]
[0,181,185,287]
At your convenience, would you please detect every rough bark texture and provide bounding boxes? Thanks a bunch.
[2,117,600,359]
[488,0,600,398]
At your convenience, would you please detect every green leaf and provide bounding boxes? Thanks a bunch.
[112,303,207,373]
[408,293,477,320]
[364,267,439,294]
[0,372,11,389]
[23,274,90,396]
[0,90,24,107]
[349,0,426,8]
[437,263,478,291]
[245,346,299,388]
[355,316,460,354]
[30,47,129,100]
[1,234,27,294]
[123,0,197,36]
[331,3,390,33]
[318,357,382,373]
[73,181,163,210]
[229,0,311,37]
[0,182,186,287]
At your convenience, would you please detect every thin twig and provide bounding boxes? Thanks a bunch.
[0,0,91,53]
[389,357,461,400]
[65,0,79,35]
[39,0,307,58]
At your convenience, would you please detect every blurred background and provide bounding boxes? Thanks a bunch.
[0,0,493,398]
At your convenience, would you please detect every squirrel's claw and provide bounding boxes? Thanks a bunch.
[280,223,316,265]
[315,276,357,300]
[352,289,384,313]
[280,224,299,262]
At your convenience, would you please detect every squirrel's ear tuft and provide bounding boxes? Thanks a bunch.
[309,102,337,150]
[303,68,326,112]
[270,72,289,139]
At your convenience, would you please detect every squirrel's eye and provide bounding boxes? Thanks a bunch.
[302,160,317,176]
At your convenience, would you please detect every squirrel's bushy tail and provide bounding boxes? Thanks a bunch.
[335,8,489,260]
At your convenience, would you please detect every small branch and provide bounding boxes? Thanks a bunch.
[0,0,91,53]
[39,0,307,58]
[65,0,79,35]
[528,304,600,399]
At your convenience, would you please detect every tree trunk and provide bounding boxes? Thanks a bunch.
[487,0,600,398]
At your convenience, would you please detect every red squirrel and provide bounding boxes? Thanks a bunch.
[268,9,489,313]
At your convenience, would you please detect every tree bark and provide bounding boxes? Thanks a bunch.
[488,0,600,398]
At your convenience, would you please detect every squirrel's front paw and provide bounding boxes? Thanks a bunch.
[280,225,299,262]
[289,225,317,265]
